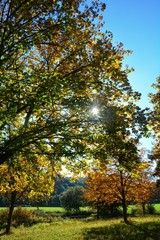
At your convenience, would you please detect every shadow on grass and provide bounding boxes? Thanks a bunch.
[0,224,6,236]
[83,221,160,240]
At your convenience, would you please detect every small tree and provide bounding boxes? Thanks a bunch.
[84,172,119,218]
[84,160,155,222]
[0,155,54,234]
[85,167,133,222]
[60,186,84,213]
[132,162,156,215]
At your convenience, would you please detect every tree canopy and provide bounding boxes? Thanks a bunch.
[0,0,148,170]
[0,154,54,233]
[149,76,160,176]
[84,160,155,222]
[60,185,84,212]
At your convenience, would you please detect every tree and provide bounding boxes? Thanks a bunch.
[60,186,84,213]
[0,0,145,171]
[47,176,86,207]
[0,155,54,234]
[85,163,134,223]
[81,81,149,221]
[0,0,54,68]
[149,76,160,176]
[132,162,156,215]
[84,171,119,219]
[84,159,155,223]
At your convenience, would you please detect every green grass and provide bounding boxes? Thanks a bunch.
[26,207,66,212]
[0,206,90,212]
[124,204,160,214]
[0,206,65,212]
[154,204,160,212]
[0,204,159,213]
[0,205,160,239]
[0,216,160,240]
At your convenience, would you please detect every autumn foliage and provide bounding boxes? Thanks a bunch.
[149,76,160,176]
[84,160,156,221]
[0,0,148,169]
[0,155,54,233]
[0,0,154,233]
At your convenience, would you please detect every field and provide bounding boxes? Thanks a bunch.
[0,206,160,239]
[0,204,160,213]
[127,204,160,214]
[154,204,160,212]
[0,216,160,240]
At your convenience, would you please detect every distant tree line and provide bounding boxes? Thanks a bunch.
[0,176,86,207]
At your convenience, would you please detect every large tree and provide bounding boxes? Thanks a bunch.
[149,76,160,176]
[0,0,148,172]
[133,162,156,215]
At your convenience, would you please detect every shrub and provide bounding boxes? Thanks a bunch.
[96,204,122,218]
[13,207,37,227]
[131,204,156,216]
[0,209,8,228]
[60,186,85,213]
[0,207,37,228]
[147,204,156,214]
[131,207,138,216]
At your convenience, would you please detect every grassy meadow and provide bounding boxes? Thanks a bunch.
[0,216,160,240]
[0,205,160,239]
[0,204,160,213]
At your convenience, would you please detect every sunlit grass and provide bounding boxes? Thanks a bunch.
[0,206,66,212]
[0,205,160,239]
[154,203,160,212]
[0,216,160,240]
[0,204,159,213]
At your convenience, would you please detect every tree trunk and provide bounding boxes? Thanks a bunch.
[110,204,114,215]
[6,192,16,234]
[142,203,146,215]
[122,198,128,223]
[120,170,128,224]
[96,206,100,219]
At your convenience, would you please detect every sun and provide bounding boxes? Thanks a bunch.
[92,107,99,115]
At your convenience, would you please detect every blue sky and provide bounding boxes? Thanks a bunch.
[100,0,160,151]
[103,0,160,107]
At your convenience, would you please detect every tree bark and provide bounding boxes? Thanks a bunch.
[120,170,128,223]
[96,206,100,219]
[142,203,146,215]
[6,191,17,234]
[122,198,128,223]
